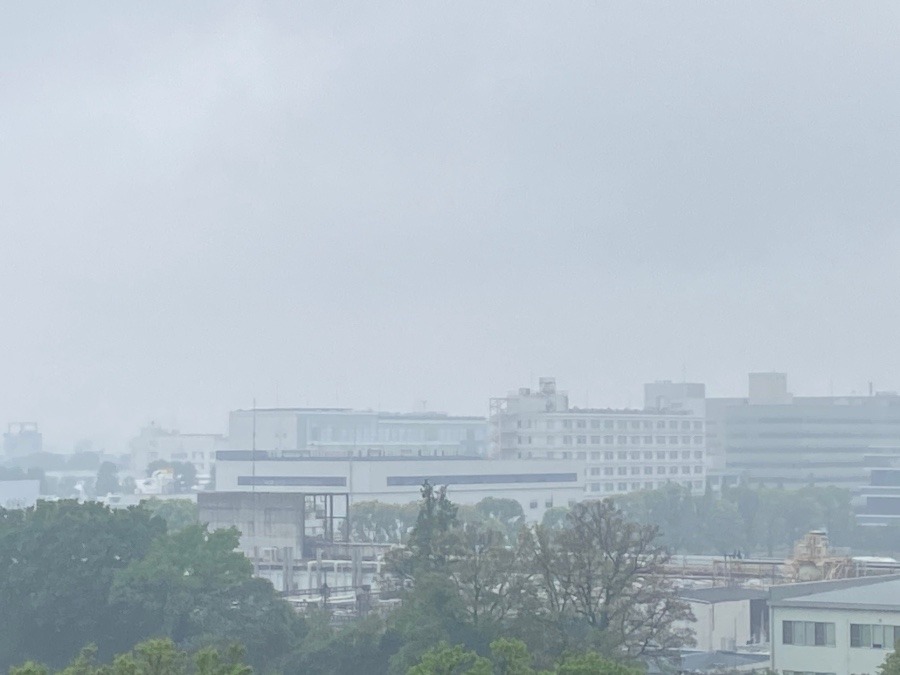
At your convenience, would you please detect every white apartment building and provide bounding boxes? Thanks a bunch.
[213,452,583,521]
[490,378,707,497]
[130,424,226,478]
[227,408,486,457]
[769,575,900,675]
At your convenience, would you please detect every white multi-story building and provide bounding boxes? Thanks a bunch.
[130,424,226,478]
[769,574,900,675]
[490,378,707,497]
[227,408,486,457]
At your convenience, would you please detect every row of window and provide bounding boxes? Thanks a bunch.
[532,450,704,461]
[782,621,900,649]
[588,480,703,493]
[517,419,703,431]
[590,466,704,476]
[519,435,705,447]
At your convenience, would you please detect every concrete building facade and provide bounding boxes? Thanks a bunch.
[213,452,584,521]
[130,424,226,479]
[677,587,769,652]
[227,408,487,458]
[769,575,900,675]
[490,378,707,497]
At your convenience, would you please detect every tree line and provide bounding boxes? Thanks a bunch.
[3,487,690,674]
[353,483,900,558]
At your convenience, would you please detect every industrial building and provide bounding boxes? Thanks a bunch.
[706,373,900,489]
[129,423,226,479]
[490,378,707,496]
[213,451,582,522]
[227,408,487,457]
[769,574,900,675]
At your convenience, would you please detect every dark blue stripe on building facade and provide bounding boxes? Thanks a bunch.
[386,473,578,486]
[237,476,347,487]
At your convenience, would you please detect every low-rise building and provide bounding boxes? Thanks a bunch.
[130,424,226,479]
[769,574,900,675]
[213,451,584,521]
[678,586,769,652]
[227,408,487,457]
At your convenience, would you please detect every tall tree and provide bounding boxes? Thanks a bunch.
[521,500,694,659]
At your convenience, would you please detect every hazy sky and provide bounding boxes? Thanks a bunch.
[2,3,900,450]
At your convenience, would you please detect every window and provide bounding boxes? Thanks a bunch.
[643,451,653,460]
[694,466,703,473]
[563,436,573,445]
[617,435,627,444]
[562,452,571,459]
[617,420,627,430]
[643,421,652,430]
[682,450,691,459]
[604,467,614,476]
[681,421,691,430]
[644,437,653,446]
[545,499,553,508]
[643,466,653,475]
[644,482,654,489]
[851,624,900,649]
[577,436,587,444]
[783,621,835,647]
[590,467,601,476]
[682,436,691,445]
[590,483,601,492]
[604,451,614,460]
[669,451,679,460]
[617,451,627,460]
[591,420,601,429]
[669,436,679,444]
[617,482,627,491]
[547,436,556,445]
[604,420,614,429]
[656,436,666,444]
[591,451,601,460]
[529,500,538,509]
[668,420,678,430]
[694,450,704,459]
[656,451,666,460]
[591,436,601,444]
[576,452,586,460]
[604,483,615,492]
[604,436,614,445]
[693,421,703,430]
[631,466,640,475]
[629,451,639,460]
[631,482,640,490]
[669,466,678,474]
[694,436,703,445]
[577,420,586,429]
[631,421,641,430]
[656,466,666,474]
[563,420,573,429]
[617,467,627,475]
[656,420,666,429]
[681,466,690,474]
[630,436,640,445]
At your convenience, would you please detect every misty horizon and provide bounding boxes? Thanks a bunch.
[3,3,899,450]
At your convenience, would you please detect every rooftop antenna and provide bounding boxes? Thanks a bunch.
[251,398,257,576]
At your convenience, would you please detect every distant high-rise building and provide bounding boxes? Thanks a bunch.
[3,423,42,457]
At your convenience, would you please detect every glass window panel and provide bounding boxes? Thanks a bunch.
[861,624,872,648]
[826,623,835,646]
[851,624,861,648]
[783,621,793,645]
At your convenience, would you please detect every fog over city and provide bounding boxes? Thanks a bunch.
[3,3,899,449]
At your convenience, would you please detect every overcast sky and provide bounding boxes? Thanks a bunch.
[2,3,900,450]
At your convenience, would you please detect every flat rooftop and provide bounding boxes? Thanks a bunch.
[770,574,900,611]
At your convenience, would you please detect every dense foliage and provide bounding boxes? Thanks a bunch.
[354,483,900,557]
[0,501,300,672]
